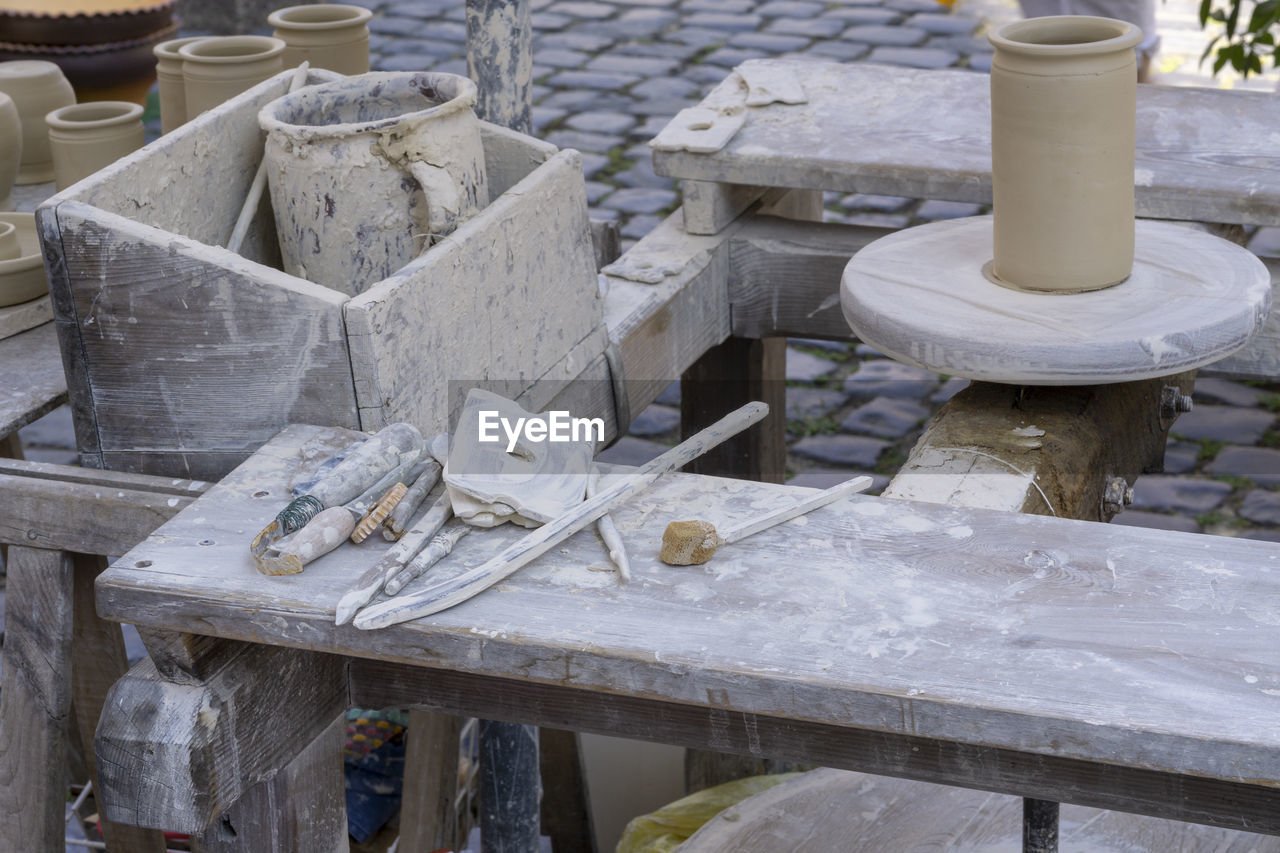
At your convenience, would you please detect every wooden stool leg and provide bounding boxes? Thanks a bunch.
[0,546,73,852]
[539,728,596,853]
[70,554,168,852]
[400,709,464,851]
[480,720,541,853]
[1023,798,1059,853]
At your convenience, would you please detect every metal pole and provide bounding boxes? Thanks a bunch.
[480,720,542,853]
[1023,797,1059,853]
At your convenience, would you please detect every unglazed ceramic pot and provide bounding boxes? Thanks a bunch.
[0,93,21,209]
[0,213,49,307]
[0,60,76,185]
[259,72,489,296]
[154,36,206,133]
[46,100,144,190]
[179,35,285,120]
[988,15,1142,293]
[0,222,18,260]
[268,4,373,76]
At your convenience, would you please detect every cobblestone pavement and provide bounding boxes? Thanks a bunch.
[18,0,1280,547]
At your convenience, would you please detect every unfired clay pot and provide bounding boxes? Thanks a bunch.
[0,93,21,210]
[46,100,144,190]
[988,15,1142,293]
[258,71,490,296]
[0,213,49,308]
[154,36,206,133]
[0,222,18,260]
[0,60,76,185]
[179,35,285,120]
[268,4,373,76]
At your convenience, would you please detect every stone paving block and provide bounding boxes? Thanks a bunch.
[435,58,469,75]
[843,24,927,46]
[930,376,969,405]
[1207,446,1280,486]
[597,435,669,466]
[840,396,929,439]
[1110,511,1202,534]
[624,142,653,161]
[18,405,75,448]
[792,434,890,468]
[888,0,946,11]
[739,32,815,55]
[631,76,700,100]
[827,6,903,24]
[533,12,573,30]
[628,403,680,437]
[1171,405,1276,445]
[616,160,677,189]
[618,40,707,61]
[577,11,676,38]
[929,34,995,54]
[1194,377,1266,408]
[621,214,663,239]
[686,12,763,31]
[630,97,692,117]
[536,30,616,51]
[550,0,616,18]
[845,360,939,399]
[656,380,681,407]
[687,64,738,85]
[768,17,847,38]
[854,343,884,359]
[384,0,455,15]
[579,152,610,178]
[423,20,468,41]
[19,447,79,466]
[634,115,675,138]
[787,348,838,382]
[546,128,624,153]
[705,47,769,67]
[1130,476,1232,513]
[868,45,960,69]
[790,337,851,354]
[587,53,680,75]
[566,110,637,134]
[590,207,621,222]
[547,69,641,90]
[532,106,567,133]
[668,27,731,48]
[380,36,461,58]
[786,387,848,420]
[805,40,871,61]
[584,181,614,204]
[686,0,756,10]
[538,47,591,68]
[1242,529,1280,542]
[1238,489,1280,525]
[369,15,421,36]
[541,89,635,111]
[1161,441,1200,475]
[377,53,442,72]
[601,187,678,214]
[758,0,826,18]
[916,199,985,221]
[844,211,912,229]
[908,12,979,35]
[967,53,993,72]
[841,193,911,212]
[788,468,890,492]
[1248,226,1280,258]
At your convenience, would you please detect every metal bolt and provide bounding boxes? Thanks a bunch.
[1103,476,1134,515]
[1160,385,1193,425]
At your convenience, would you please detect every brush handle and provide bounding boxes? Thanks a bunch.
[353,401,769,629]
[719,475,873,545]
[384,523,471,595]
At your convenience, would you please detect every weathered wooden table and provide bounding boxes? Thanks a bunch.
[95,424,1280,847]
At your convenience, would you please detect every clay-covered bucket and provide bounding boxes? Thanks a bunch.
[258,71,489,296]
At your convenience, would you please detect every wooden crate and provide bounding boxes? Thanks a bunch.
[37,69,605,480]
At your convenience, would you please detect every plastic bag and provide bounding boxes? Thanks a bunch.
[616,773,800,853]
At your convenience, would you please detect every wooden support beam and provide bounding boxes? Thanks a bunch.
[539,728,597,853]
[0,546,74,852]
[95,645,348,833]
[480,720,541,853]
[400,709,465,852]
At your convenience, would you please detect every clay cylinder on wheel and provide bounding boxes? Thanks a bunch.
[179,36,285,120]
[258,71,489,296]
[268,4,373,76]
[988,15,1142,293]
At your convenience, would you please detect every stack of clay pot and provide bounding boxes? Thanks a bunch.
[154,4,371,133]
[0,59,75,190]
[0,0,177,105]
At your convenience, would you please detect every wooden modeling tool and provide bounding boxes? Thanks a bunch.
[382,457,443,541]
[660,475,873,566]
[352,401,770,629]
[383,522,471,595]
[587,464,630,582]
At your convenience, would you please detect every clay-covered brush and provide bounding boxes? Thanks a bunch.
[659,475,873,566]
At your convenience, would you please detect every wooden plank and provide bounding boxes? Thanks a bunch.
[399,709,464,852]
[652,60,1280,226]
[0,322,67,438]
[466,0,533,134]
[0,459,209,553]
[95,645,348,833]
[96,425,1280,804]
[883,375,1195,518]
[539,728,597,853]
[71,554,169,853]
[479,122,557,198]
[190,716,349,853]
[343,150,603,436]
[682,181,768,236]
[0,296,53,342]
[0,546,74,852]
[348,661,1280,837]
[48,200,357,480]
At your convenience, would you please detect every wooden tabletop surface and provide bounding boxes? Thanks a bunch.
[0,322,66,438]
[98,423,1280,797]
[652,60,1280,226]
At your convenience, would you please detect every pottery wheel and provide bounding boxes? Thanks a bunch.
[841,216,1272,385]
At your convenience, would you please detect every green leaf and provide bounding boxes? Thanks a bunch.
[1214,48,1231,72]
[1248,49,1264,74]
[1199,0,1212,25]
[1227,0,1240,37]
[1200,33,1223,66]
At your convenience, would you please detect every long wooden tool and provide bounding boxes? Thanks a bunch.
[588,464,631,583]
[352,401,770,629]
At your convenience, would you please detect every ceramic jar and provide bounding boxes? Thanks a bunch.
[0,92,21,209]
[154,36,206,134]
[988,15,1142,293]
[0,60,75,185]
[46,100,145,190]
[268,4,373,76]
[179,35,285,120]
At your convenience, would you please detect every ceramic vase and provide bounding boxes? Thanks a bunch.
[0,60,75,185]
[258,71,489,296]
[179,35,285,120]
[268,4,373,76]
[154,36,206,133]
[988,15,1142,293]
[46,100,144,190]
[0,92,21,209]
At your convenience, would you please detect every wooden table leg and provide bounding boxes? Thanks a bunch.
[480,720,541,853]
[1023,798,1059,853]
[539,728,597,853]
[0,546,73,852]
[400,709,464,851]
